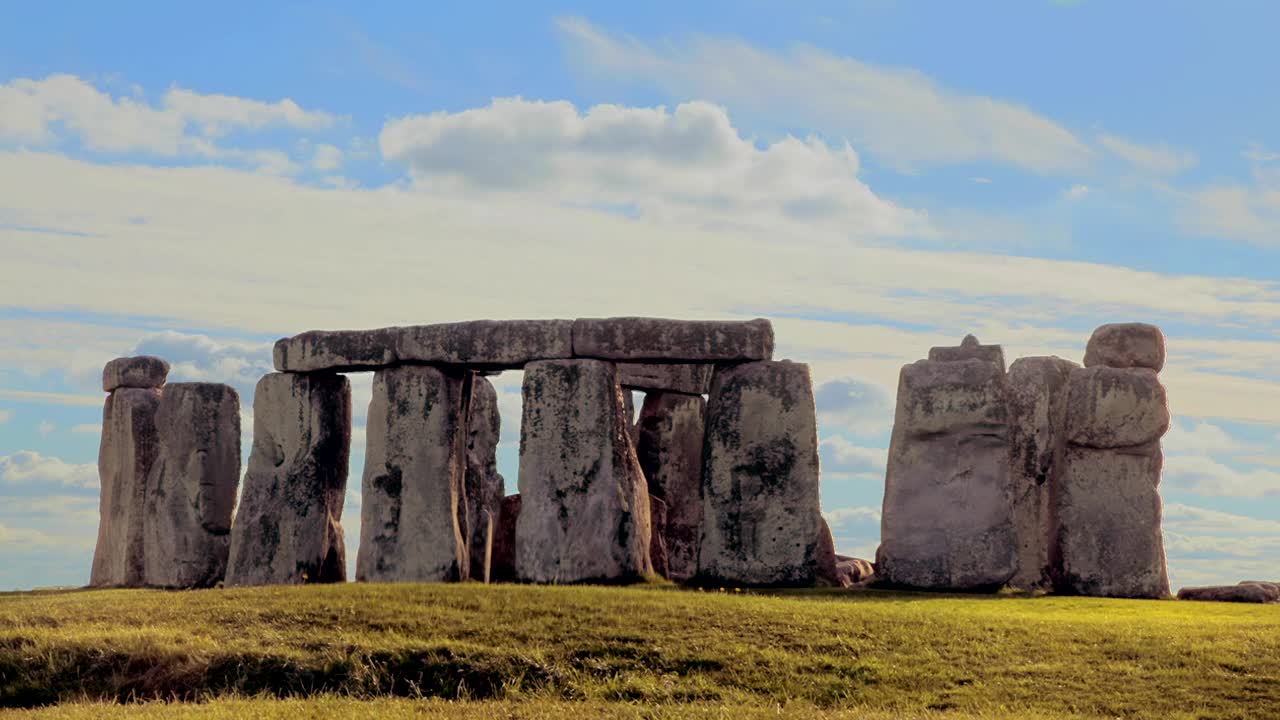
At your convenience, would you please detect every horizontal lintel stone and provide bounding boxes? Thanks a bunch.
[616,363,714,394]
[572,317,774,363]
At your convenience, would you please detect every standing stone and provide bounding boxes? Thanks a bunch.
[1005,357,1077,590]
[464,375,505,582]
[516,359,652,583]
[649,495,670,579]
[814,517,840,587]
[225,373,351,587]
[490,494,521,583]
[90,388,162,587]
[635,392,706,582]
[698,361,823,587]
[876,358,1017,590]
[928,334,1006,373]
[142,383,241,588]
[1052,354,1170,599]
[357,366,468,583]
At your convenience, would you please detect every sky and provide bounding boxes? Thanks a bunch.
[3,1,1280,591]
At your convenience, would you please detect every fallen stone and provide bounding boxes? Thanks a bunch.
[490,494,521,583]
[1006,356,1078,590]
[572,317,773,362]
[142,383,241,589]
[102,356,170,392]
[516,359,652,583]
[618,363,714,395]
[1051,442,1169,599]
[877,358,1017,590]
[273,320,573,372]
[836,557,876,587]
[464,375,505,583]
[649,495,670,579]
[1178,583,1279,603]
[635,391,706,582]
[225,373,351,587]
[928,334,1006,373]
[698,360,823,587]
[357,365,470,583]
[90,388,162,587]
[1084,323,1166,372]
[1064,367,1169,449]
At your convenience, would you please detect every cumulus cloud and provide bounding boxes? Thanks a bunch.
[0,450,98,489]
[819,435,887,477]
[311,143,343,171]
[814,376,894,435]
[381,97,927,239]
[130,330,274,401]
[71,423,101,434]
[1179,145,1280,246]
[36,421,55,437]
[1163,420,1244,457]
[1162,454,1280,498]
[556,18,1093,175]
[0,74,336,171]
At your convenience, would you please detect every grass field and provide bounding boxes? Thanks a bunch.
[1,583,1277,718]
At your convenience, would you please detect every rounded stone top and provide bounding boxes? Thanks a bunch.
[960,334,980,348]
[102,355,171,392]
[1083,323,1166,372]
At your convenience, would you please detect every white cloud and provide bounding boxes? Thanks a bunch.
[71,423,101,434]
[129,330,273,401]
[819,435,888,477]
[1064,184,1090,200]
[0,408,10,424]
[0,450,98,489]
[1179,146,1280,246]
[1098,134,1197,176]
[556,18,1093,175]
[381,97,927,239]
[814,376,894,436]
[0,74,336,171]
[36,421,55,436]
[1163,420,1244,457]
[311,143,343,171]
[1162,454,1280,498]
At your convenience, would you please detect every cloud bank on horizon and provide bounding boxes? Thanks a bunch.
[2,2,1280,591]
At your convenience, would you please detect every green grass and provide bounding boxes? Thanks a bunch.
[1,583,1277,718]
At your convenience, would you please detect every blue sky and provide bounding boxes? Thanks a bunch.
[4,1,1280,590]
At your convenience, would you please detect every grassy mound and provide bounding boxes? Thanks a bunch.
[1,583,1277,718]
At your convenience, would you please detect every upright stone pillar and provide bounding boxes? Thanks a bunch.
[143,383,241,588]
[357,365,469,583]
[464,375,504,582]
[635,391,706,582]
[1006,357,1077,590]
[1052,324,1170,598]
[516,359,652,583]
[91,356,169,587]
[226,372,350,587]
[698,360,823,587]
[876,337,1017,590]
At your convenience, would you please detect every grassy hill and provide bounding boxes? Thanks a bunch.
[1,582,1277,718]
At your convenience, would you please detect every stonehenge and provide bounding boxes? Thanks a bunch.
[88,317,1178,600]
[876,323,1173,598]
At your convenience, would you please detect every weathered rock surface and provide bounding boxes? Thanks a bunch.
[1084,323,1166,372]
[835,557,876,587]
[635,392,706,582]
[516,359,652,583]
[698,361,823,587]
[356,366,468,583]
[928,335,1006,373]
[1064,367,1169,449]
[1178,583,1279,604]
[225,373,351,587]
[1051,442,1169,598]
[490,494,521,583]
[142,383,241,589]
[90,388,162,587]
[877,358,1017,590]
[572,317,773,362]
[1006,356,1078,589]
[102,356,170,392]
[649,495,670,579]
[273,320,573,372]
[814,518,839,587]
[464,375,505,583]
[618,363,714,395]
